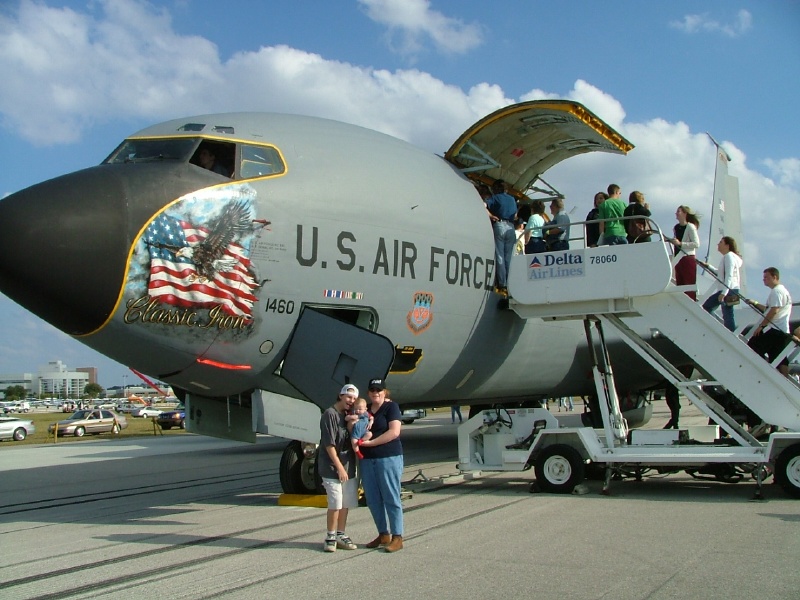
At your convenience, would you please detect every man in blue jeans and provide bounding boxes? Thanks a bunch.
[484,180,518,294]
[359,378,405,552]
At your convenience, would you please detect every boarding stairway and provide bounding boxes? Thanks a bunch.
[507,231,800,441]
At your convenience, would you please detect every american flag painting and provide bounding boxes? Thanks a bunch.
[144,211,258,319]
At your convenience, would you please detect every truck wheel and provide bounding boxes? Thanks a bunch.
[279,441,322,494]
[774,444,800,498]
[534,444,585,494]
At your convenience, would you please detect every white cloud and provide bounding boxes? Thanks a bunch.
[763,157,800,188]
[0,0,222,144]
[670,9,753,37]
[358,0,484,57]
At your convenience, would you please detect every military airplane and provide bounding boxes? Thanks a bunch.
[0,100,696,492]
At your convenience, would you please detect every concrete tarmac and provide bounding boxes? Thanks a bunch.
[1,403,798,600]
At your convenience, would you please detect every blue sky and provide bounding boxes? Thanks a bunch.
[0,0,798,388]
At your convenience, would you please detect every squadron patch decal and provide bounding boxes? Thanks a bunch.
[406,291,433,334]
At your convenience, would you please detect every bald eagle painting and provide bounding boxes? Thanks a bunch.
[176,200,252,282]
[143,199,261,319]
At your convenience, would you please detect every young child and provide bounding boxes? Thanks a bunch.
[345,397,372,459]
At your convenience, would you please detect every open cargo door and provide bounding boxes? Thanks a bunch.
[445,100,633,197]
[281,307,395,409]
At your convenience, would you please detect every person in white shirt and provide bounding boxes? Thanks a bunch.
[700,236,743,331]
[524,200,547,254]
[668,205,701,300]
[746,267,793,376]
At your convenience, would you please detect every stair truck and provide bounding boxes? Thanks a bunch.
[457,219,800,498]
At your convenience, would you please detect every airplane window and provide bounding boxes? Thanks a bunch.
[239,144,285,179]
[177,123,206,132]
[103,138,198,164]
[191,141,235,178]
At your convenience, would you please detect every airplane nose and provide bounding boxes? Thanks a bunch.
[0,163,215,335]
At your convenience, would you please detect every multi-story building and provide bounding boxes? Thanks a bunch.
[37,361,90,399]
[0,372,35,398]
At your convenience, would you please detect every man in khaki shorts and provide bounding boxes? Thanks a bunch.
[318,384,360,552]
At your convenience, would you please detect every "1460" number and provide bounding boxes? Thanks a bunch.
[266,298,295,314]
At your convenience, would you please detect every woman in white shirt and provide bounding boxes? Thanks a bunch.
[700,236,743,331]
[669,205,701,300]
[524,200,548,254]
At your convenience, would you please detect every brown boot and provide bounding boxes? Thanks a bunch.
[385,535,403,552]
[365,533,391,548]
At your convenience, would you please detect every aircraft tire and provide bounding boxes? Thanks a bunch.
[534,444,585,494]
[774,444,800,499]
[279,441,322,494]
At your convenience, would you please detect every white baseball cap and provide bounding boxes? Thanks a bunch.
[339,384,359,397]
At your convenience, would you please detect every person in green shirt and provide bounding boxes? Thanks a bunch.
[598,183,628,245]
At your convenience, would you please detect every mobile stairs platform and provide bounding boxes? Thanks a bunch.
[457,224,800,498]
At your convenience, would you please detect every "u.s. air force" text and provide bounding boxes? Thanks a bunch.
[295,226,494,290]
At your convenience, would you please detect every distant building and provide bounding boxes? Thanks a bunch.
[107,383,173,398]
[0,361,171,399]
[37,361,90,399]
[0,372,35,398]
[77,367,98,385]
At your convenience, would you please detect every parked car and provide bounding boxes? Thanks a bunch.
[3,401,31,414]
[132,406,162,418]
[0,416,35,441]
[401,408,427,424]
[156,406,185,430]
[48,409,128,437]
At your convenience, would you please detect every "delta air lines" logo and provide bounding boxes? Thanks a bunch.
[528,251,585,280]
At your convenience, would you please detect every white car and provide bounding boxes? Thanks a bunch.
[400,408,427,424]
[0,416,35,441]
[132,406,162,418]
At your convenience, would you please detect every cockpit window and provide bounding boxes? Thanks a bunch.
[240,144,285,179]
[103,136,284,181]
[104,138,198,164]
[190,140,235,178]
